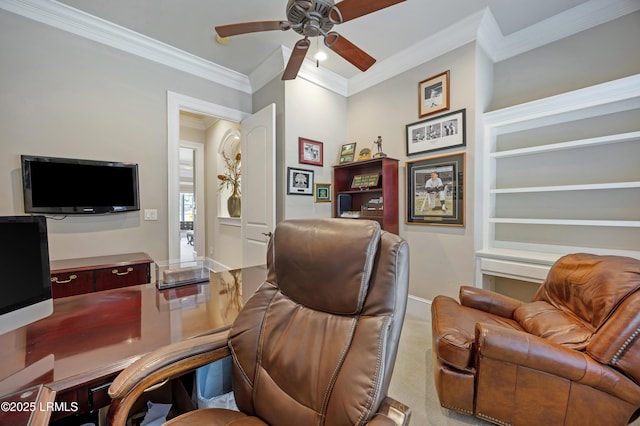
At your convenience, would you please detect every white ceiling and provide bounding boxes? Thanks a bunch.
[54,0,593,79]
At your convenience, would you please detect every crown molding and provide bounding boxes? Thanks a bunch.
[490,0,640,62]
[3,0,638,97]
[347,0,640,96]
[0,0,252,94]
[347,9,485,97]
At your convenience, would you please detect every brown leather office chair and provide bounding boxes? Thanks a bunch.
[107,219,411,425]
[431,253,640,426]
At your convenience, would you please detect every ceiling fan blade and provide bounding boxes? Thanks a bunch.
[324,32,375,72]
[331,0,405,23]
[215,20,290,38]
[282,38,311,80]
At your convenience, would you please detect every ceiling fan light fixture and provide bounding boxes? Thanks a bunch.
[216,0,407,80]
[315,51,328,61]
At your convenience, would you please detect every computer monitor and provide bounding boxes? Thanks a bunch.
[0,216,53,335]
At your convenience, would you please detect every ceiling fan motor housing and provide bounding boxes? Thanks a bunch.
[287,0,337,37]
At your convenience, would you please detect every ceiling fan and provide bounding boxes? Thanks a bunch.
[215,0,406,80]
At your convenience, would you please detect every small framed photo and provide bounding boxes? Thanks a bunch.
[299,137,323,166]
[406,152,465,227]
[339,142,357,163]
[314,183,332,203]
[419,70,450,117]
[406,108,466,156]
[287,167,314,195]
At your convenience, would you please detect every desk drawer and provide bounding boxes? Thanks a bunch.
[95,263,149,291]
[50,270,94,298]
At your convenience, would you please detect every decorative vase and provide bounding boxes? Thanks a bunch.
[227,185,241,218]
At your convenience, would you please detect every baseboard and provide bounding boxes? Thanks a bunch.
[406,295,432,322]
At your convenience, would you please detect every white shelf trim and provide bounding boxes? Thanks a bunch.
[491,181,640,193]
[491,131,640,158]
[489,218,640,227]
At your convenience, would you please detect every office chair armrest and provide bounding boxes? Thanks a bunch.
[107,330,231,425]
[459,286,523,318]
[369,396,411,426]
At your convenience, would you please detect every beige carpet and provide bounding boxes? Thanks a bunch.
[388,318,639,426]
[388,318,490,425]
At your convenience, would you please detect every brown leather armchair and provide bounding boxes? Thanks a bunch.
[431,253,640,426]
[107,219,411,425]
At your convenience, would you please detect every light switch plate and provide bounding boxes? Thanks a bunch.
[144,209,158,221]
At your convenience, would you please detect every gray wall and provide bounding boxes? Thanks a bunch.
[0,11,251,263]
[2,9,639,301]
[490,11,640,110]
[345,12,640,301]
[347,43,478,301]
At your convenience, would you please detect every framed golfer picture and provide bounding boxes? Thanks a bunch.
[406,152,464,226]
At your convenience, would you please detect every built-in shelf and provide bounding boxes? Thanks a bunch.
[490,130,640,158]
[476,74,640,288]
[491,181,640,193]
[488,218,640,227]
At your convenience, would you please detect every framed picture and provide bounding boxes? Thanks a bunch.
[418,70,450,117]
[298,137,323,166]
[406,152,465,226]
[351,173,379,189]
[314,183,332,203]
[406,108,466,156]
[287,167,314,195]
[339,142,356,163]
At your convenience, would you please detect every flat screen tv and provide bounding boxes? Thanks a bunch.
[22,155,140,214]
[0,215,53,335]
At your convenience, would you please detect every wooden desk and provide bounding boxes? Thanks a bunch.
[0,265,266,423]
[49,252,153,298]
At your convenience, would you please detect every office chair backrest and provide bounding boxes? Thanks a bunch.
[228,219,409,425]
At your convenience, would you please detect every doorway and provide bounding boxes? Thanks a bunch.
[167,92,249,262]
[167,92,275,268]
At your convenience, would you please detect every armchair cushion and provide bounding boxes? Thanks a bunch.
[513,301,593,350]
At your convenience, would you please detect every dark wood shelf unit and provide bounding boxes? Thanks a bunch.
[49,252,152,298]
[333,157,399,234]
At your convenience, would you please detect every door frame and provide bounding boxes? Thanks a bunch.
[167,92,249,260]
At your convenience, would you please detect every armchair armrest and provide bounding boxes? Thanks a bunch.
[107,330,231,425]
[369,397,411,426]
[475,323,640,405]
[459,286,523,318]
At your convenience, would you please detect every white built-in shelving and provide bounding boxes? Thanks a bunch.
[476,74,640,287]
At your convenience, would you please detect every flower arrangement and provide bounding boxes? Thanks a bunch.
[217,152,241,194]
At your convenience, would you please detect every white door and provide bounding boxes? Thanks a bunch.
[241,104,276,267]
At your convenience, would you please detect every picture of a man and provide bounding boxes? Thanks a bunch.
[422,171,447,212]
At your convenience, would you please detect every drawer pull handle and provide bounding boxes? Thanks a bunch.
[51,274,77,284]
[112,267,134,276]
